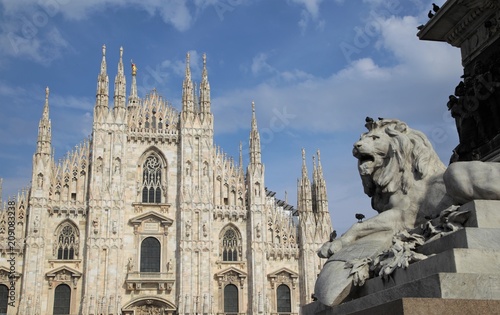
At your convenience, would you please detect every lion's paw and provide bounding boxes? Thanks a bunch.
[318,239,343,258]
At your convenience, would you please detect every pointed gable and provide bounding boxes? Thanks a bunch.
[129,211,173,235]
[215,267,247,288]
[46,265,82,289]
[267,267,299,289]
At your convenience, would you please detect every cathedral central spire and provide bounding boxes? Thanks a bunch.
[128,60,139,107]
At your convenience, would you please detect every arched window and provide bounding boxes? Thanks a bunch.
[0,285,8,315]
[277,284,291,313]
[53,284,71,315]
[140,237,161,272]
[56,223,78,260]
[142,154,163,203]
[222,228,238,262]
[224,284,238,314]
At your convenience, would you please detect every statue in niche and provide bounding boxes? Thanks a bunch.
[92,218,99,234]
[185,220,191,237]
[33,216,40,233]
[113,158,121,175]
[256,223,261,238]
[96,157,103,173]
[315,118,500,306]
[37,173,43,189]
[127,257,134,272]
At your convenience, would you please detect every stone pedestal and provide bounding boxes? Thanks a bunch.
[304,298,500,315]
[302,200,500,314]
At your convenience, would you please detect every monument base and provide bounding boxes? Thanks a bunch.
[303,298,500,315]
[303,201,500,314]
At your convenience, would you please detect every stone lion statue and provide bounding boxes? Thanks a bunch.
[314,118,500,307]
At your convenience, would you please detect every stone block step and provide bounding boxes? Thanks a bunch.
[417,227,500,256]
[315,297,500,315]
[327,273,500,314]
[359,248,500,297]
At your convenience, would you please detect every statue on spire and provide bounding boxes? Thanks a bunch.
[131,60,137,76]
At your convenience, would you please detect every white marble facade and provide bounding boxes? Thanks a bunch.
[0,47,332,315]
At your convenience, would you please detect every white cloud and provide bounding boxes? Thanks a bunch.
[290,0,323,19]
[156,0,193,31]
[251,53,275,76]
[289,0,325,32]
[0,0,205,65]
[0,24,70,64]
[280,69,314,82]
[0,83,28,97]
[51,94,94,111]
[0,0,194,31]
[135,50,203,98]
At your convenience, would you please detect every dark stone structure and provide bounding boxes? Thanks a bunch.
[418,0,500,161]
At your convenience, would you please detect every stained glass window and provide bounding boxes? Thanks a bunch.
[222,229,238,261]
[142,155,162,203]
[57,224,78,260]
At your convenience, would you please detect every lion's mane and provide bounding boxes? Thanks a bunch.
[354,119,446,212]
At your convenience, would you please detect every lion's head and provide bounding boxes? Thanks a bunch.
[353,119,445,211]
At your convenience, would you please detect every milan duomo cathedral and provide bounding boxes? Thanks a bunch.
[0,46,332,315]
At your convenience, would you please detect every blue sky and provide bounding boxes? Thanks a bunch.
[0,0,461,234]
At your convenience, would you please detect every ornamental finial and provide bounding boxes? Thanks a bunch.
[131,60,137,76]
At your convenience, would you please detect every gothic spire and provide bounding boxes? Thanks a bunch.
[249,101,261,165]
[314,149,329,213]
[312,155,318,212]
[193,82,200,112]
[239,141,244,173]
[128,60,139,107]
[316,150,324,182]
[200,53,211,113]
[301,148,308,179]
[182,52,194,113]
[95,44,109,109]
[113,46,126,109]
[37,87,52,156]
[298,148,312,213]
